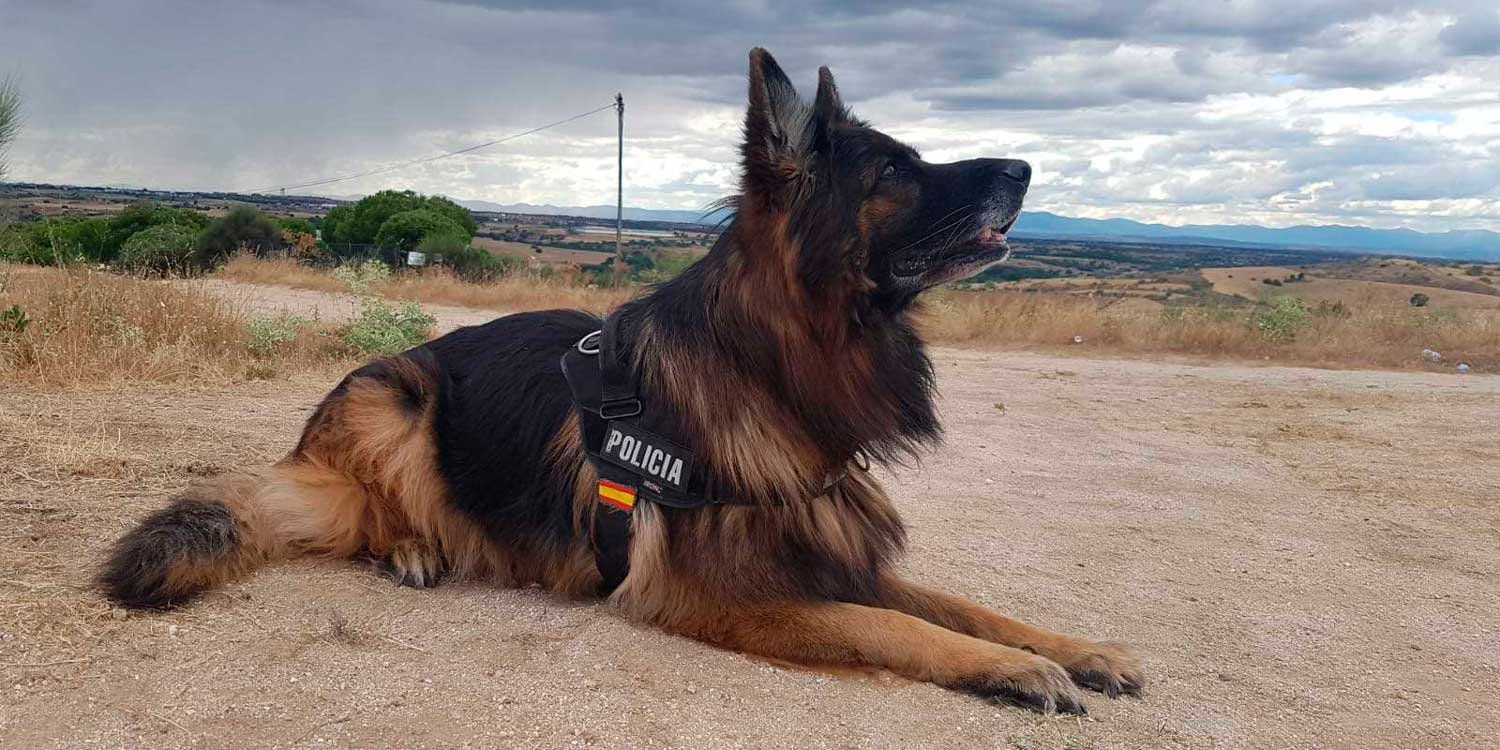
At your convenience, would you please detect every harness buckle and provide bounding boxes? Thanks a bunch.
[599,398,643,420]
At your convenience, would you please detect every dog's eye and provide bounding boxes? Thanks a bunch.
[880,164,898,180]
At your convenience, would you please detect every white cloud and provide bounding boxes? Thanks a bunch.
[1,0,1497,231]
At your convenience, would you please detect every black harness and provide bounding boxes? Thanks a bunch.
[561,313,859,595]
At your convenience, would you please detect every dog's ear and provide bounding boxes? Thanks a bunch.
[814,66,845,125]
[811,66,848,153]
[743,48,814,206]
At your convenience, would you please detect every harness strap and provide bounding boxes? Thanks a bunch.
[591,501,633,595]
[562,314,866,596]
[598,313,640,419]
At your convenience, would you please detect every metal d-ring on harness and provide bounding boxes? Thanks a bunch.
[561,315,868,595]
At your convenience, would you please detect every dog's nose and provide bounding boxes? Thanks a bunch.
[1000,160,1031,184]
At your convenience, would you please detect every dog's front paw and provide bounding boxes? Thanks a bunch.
[1053,640,1145,698]
[384,538,443,589]
[953,652,1088,715]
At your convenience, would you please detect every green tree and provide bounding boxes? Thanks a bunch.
[374,208,467,252]
[118,224,199,275]
[195,206,284,265]
[343,190,428,245]
[321,204,355,246]
[0,76,18,182]
[424,195,478,236]
[323,190,476,249]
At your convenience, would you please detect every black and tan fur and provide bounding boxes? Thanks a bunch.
[100,49,1143,714]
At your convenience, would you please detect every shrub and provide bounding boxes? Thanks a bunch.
[342,298,435,355]
[443,243,517,283]
[332,259,392,294]
[107,202,208,261]
[117,224,199,275]
[247,315,311,355]
[0,217,112,265]
[277,217,316,236]
[1409,292,1430,307]
[1253,296,1312,342]
[195,206,284,266]
[1313,300,1350,318]
[0,304,28,334]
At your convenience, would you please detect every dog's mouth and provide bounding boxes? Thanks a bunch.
[893,213,1019,285]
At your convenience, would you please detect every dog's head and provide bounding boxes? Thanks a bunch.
[733,48,1030,313]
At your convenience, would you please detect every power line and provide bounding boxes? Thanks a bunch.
[248,102,618,195]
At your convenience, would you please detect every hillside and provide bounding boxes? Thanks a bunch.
[1012,212,1500,261]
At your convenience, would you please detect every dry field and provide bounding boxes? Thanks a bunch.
[210,256,1500,373]
[1200,266,1500,310]
[2,275,1499,749]
[470,237,616,266]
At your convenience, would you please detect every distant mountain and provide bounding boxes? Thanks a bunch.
[454,200,1498,261]
[1011,212,1499,261]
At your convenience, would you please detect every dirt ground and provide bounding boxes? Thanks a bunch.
[3,282,1498,749]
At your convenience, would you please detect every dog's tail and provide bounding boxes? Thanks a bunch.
[97,352,474,609]
[98,463,369,609]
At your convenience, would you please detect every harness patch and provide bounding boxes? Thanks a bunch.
[599,420,693,494]
[597,479,637,512]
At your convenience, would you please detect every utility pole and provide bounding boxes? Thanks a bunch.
[614,93,625,279]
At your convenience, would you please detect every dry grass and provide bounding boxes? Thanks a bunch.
[920,290,1500,370]
[0,264,356,387]
[218,254,349,293]
[212,256,1500,372]
[220,254,632,314]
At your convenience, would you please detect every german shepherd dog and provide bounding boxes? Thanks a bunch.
[100,49,1143,714]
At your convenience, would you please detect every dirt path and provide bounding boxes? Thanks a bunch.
[3,282,1498,749]
[193,278,502,333]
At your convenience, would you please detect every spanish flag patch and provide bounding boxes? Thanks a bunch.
[597,479,637,512]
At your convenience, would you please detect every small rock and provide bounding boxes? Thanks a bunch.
[167,624,179,636]
[1457,363,1471,374]
[1072,335,1084,344]
[582,679,599,690]
[110,608,128,621]
[686,683,697,694]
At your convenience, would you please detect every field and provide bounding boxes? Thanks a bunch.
[470,237,615,266]
[2,275,1498,749]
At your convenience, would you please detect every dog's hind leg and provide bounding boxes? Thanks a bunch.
[875,575,1145,697]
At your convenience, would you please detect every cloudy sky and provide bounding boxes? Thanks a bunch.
[3,0,1499,231]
